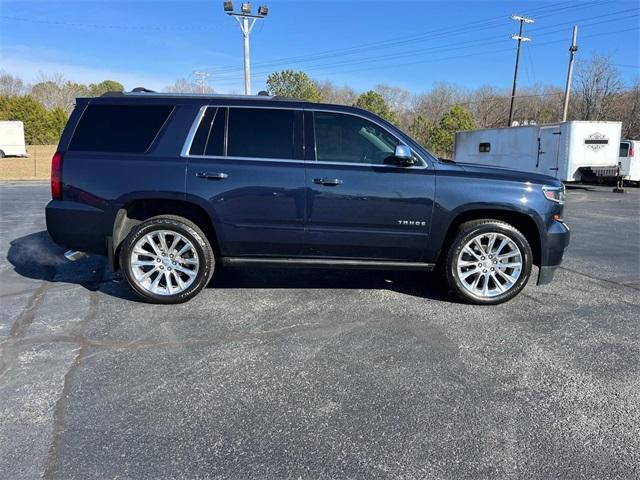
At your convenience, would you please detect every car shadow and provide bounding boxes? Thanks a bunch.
[7,231,454,302]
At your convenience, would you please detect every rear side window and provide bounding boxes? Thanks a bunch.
[227,108,295,159]
[620,142,630,157]
[189,107,226,156]
[69,104,173,153]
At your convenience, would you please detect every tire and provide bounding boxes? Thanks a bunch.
[0,150,5,159]
[445,219,533,305]
[119,215,214,304]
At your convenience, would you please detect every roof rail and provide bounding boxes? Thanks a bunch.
[131,87,156,93]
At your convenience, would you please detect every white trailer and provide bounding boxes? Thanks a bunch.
[618,139,640,184]
[0,121,27,158]
[453,121,622,182]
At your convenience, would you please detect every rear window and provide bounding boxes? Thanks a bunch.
[189,107,225,156]
[69,104,173,153]
[620,142,630,157]
[227,108,295,159]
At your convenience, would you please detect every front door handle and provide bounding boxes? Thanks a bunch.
[313,178,343,186]
[196,172,228,180]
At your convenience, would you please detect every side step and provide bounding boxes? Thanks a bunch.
[221,257,435,271]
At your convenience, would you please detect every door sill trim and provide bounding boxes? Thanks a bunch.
[220,257,435,271]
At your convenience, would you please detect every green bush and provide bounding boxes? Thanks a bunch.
[0,95,69,144]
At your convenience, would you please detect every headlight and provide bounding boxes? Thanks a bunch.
[542,184,565,204]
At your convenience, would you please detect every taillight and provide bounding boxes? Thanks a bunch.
[51,151,63,199]
[630,146,634,157]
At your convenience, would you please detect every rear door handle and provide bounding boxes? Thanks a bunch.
[196,172,228,180]
[313,178,343,186]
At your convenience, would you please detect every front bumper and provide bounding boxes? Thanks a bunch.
[536,220,570,285]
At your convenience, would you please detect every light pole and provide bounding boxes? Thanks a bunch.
[562,25,578,122]
[224,2,269,95]
[507,14,534,127]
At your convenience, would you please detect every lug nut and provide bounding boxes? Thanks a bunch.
[172,261,176,265]
[481,256,485,260]
[491,267,495,271]
[168,267,172,271]
[493,260,497,264]
[156,258,161,262]
[478,263,482,267]
[483,269,487,273]
[160,266,164,270]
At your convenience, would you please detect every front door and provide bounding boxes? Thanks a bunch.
[304,110,435,261]
[185,106,306,257]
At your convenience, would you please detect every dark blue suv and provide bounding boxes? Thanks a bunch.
[46,92,570,304]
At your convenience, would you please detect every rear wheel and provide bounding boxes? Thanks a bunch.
[445,220,533,305]
[120,215,214,304]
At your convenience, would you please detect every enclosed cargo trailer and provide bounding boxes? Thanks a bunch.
[0,121,27,157]
[453,121,622,182]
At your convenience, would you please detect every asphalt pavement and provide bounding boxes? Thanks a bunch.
[0,181,639,479]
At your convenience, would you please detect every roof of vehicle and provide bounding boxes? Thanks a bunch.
[90,88,370,113]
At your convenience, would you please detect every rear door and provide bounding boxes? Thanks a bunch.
[185,105,306,257]
[303,109,435,261]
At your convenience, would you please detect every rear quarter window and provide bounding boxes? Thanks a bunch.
[69,104,173,153]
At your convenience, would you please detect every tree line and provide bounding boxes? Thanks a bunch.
[1,54,637,155]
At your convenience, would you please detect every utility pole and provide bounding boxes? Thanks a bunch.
[508,14,534,127]
[193,71,210,93]
[562,25,579,122]
[224,2,269,95]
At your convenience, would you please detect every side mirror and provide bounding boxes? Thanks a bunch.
[393,145,416,166]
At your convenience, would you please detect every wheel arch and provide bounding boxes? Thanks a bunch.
[439,208,542,267]
[111,198,219,271]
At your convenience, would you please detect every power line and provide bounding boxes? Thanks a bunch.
[210,14,639,86]
[206,0,608,75]
[208,4,636,78]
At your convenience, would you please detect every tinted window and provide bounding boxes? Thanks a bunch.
[620,142,630,157]
[314,111,398,165]
[227,108,295,159]
[69,104,172,153]
[190,107,225,156]
[479,142,491,152]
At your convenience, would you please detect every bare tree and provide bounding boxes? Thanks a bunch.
[0,71,27,96]
[163,78,214,94]
[575,54,622,120]
[316,80,357,105]
[30,73,89,113]
[614,77,640,139]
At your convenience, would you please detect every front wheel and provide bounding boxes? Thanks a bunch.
[445,220,533,305]
[120,215,214,304]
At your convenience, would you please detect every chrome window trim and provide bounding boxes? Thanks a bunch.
[184,154,428,170]
[181,105,208,157]
[181,104,430,169]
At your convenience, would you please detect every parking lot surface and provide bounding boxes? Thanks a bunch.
[1,181,639,479]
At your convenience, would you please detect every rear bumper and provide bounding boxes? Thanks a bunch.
[537,220,570,285]
[45,200,110,255]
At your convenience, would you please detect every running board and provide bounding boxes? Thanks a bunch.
[220,257,435,271]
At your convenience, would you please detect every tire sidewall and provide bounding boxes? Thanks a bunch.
[121,218,213,304]
[446,222,533,305]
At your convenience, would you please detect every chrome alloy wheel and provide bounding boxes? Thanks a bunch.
[129,230,200,296]
[456,232,523,298]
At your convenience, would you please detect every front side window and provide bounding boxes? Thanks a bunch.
[619,142,630,157]
[314,111,399,165]
[69,104,173,153]
[227,108,295,159]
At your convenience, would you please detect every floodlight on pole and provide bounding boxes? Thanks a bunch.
[224,1,269,95]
